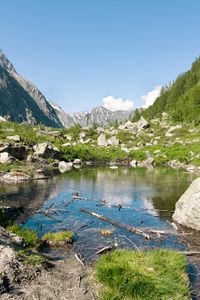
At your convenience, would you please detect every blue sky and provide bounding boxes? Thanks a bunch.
[1,0,200,113]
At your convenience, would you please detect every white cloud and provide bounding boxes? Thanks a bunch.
[102,96,134,111]
[142,86,162,108]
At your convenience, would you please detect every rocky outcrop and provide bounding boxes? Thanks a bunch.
[33,142,60,159]
[0,50,62,127]
[173,178,200,230]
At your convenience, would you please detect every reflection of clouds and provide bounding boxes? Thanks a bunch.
[48,187,58,199]
[141,196,156,215]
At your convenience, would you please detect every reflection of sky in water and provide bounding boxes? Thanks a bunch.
[12,167,197,260]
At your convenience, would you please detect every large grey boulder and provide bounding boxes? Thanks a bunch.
[97,133,108,146]
[58,161,73,173]
[173,178,200,230]
[33,142,60,159]
[136,116,149,131]
[6,135,20,142]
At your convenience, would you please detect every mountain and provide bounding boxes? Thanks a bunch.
[50,101,133,128]
[142,56,200,124]
[0,50,62,127]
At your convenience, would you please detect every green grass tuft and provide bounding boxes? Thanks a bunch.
[8,225,40,249]
[95,249,190,300]
[42,231,74,243]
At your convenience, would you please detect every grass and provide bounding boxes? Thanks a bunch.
[42,231,74,244]
[95,249,190,300]
[8,225,41,249]
[16,250,46,265]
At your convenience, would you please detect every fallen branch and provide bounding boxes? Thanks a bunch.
[96,246,113,255]
[75,253,85,266]
[80,208,150,239]
[181,251,200,256]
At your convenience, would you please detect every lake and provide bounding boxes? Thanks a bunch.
[0,166,197,261]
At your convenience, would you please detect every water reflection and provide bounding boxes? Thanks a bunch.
[0,167,197,258]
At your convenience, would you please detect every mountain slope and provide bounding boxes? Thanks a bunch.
[50,101,133,128]
[0,50,62,127]
[143,57,200,124]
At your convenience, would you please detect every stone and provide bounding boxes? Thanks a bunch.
[80,132,86,138]
[33,142,60,159]
[108,136,119,146]
[173,178,200,230]
[130,160,137,167]
[6,135,20,142]
[0,116,7,122]
[0,172,31,184]
[49,131,61,137]
[136,117,149,131]
[62,143,71,147]
[58,161,73,173]
[97,133,108,147]
[73,159,82,165]
[110,166,118,169]
[0,152,14,164]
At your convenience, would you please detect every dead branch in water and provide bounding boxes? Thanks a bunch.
[75,253,85,266]
[96,246,113,255]
[80,208,150,239]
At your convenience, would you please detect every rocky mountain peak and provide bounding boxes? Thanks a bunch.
[0,49,16,74]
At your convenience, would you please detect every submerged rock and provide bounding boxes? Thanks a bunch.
[173,177,200,230]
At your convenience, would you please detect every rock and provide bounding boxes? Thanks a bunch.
[173,178,200,230]
[130,160,137,167]
[33,142,60,159]
[167,125,182,134]
[0,172,31,184]
[73,159,82,165]
[80,132,86,138]
[108,136,119,146]
[0,152,14,164]
[136,117,149,131]
[0,116,7,122]
[58,161,73,173]
[110,166,118,169]
[97,133,108,146]
[64,134,72,141]
[6,135,20,142]
[0,143,29,160]
[143,156,154,166]
[49,131,61,137]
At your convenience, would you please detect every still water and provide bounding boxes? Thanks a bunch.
[0,167,197,260]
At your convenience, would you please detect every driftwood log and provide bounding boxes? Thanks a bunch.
[80,208,150,239]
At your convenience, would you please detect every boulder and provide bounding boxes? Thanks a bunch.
[136,117,149,131]
[108,136,119,146]
[6,135,20,142]
[58,161,73,173]
[97,133,108,147]
[33,142,60,159]
[0,152,14,164]
[73,159,82,165]
[173,178,200,230]
[130,160,137,167]
[0,172,31,184]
